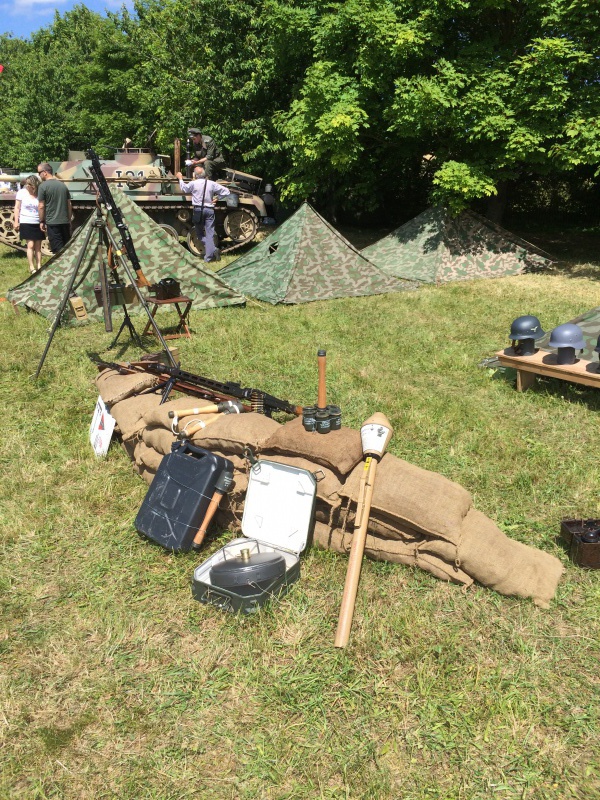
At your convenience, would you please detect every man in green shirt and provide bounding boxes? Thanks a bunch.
[37,163,72,253]
[187,128,226,180]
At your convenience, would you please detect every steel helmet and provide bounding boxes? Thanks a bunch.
[548,323,585,350]
[509,315,545,341]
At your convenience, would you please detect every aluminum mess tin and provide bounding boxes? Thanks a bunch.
[192,459,317,613]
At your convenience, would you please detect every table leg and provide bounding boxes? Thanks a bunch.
[142,304,159,337]
[516,369,536,392]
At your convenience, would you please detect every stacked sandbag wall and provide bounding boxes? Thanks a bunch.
[96,369,563,607]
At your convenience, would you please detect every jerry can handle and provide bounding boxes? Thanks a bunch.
[171,440,211,459]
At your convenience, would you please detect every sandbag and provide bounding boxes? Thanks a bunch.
[312,522,472,586]
[339,453,472,543]
[110,393,164,442]
[187,412,280,454]
[142,426,178,455]
[134,441,164,472]
[96,367,160,406]
[457,508,564,608]
[261,416,362,476]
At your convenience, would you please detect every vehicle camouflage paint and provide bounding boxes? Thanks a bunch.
[0,148,272,257]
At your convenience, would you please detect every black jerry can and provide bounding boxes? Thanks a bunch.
[135,441,233,552]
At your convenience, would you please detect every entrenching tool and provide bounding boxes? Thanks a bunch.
[191,468,234,551]
[334,412,393,648]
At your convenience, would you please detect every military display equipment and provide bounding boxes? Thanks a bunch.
[0,147,272,257]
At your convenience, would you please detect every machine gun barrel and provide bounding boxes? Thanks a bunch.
[86,147,150,287]
[93,358,303,417]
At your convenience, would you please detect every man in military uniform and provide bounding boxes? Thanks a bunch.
[187,128,226,180]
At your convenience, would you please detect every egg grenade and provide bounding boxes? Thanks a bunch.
[548,323,585,365]
[510,315,545,356]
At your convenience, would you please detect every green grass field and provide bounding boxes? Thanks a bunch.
[1,230,600,800]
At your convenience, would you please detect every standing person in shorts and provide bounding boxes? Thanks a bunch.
[37,162,72,253]
[14,175,44,273]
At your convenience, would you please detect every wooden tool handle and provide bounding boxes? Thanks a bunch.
[168,404,220,419]
[317,349,327,409]
[334,457,377,648]
[179,412,223,439]
[191,491,222,550]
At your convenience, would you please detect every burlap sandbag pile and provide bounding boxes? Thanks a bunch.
[96,369,563,607]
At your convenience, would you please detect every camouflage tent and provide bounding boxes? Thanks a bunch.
[538,307,600,362]
[362,207,552,284]
[7,187,245,322]
[217,202,417,304]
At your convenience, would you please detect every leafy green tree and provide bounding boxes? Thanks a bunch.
[277,0,600,218]
[0,6,142,169]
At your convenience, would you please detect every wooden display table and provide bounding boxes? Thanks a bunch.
[143,296,193,340]
[496,347,600,392]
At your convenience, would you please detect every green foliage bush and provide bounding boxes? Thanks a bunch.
[1,0,599,221]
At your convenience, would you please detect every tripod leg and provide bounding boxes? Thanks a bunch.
[103,226,178,368]
[97,220,113,333]
[109,305,144,349]
[34,222,97,379]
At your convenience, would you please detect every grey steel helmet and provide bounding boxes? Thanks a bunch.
[548,323,585,350]
[509,315,545,341]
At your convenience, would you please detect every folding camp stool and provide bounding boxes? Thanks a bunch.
[143,296,193,340]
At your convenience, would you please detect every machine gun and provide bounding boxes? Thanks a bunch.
[93,357,303,416]
[86,147,150,287]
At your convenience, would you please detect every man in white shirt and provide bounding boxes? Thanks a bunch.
[176,166,230,262]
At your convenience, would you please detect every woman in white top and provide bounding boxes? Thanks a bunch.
[14,175,44,273]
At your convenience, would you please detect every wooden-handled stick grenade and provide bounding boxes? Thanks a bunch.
[168,400,243,423]
[317,349,327,410]
[334,412,393,648]
[191,468,235,551]
[176,412,226,439]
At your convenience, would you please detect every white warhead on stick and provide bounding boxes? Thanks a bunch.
[334,412,393,648]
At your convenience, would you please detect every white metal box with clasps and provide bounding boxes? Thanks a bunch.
[191,459,318,614]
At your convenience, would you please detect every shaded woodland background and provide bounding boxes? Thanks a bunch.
[1,0,599,227]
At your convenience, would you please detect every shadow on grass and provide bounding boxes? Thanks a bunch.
[490,363,600,411]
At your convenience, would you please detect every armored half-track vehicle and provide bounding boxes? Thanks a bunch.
[0,148,274,257]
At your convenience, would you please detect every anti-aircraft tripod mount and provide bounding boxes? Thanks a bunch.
[34,147,178,379]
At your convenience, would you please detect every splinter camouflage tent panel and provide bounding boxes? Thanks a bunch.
[362,207,552,284]
[7,187,245,322]
[538,306,600,362]
[217,202,418,304]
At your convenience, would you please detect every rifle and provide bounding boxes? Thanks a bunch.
[86,147,151,287]
[94,357,303,416]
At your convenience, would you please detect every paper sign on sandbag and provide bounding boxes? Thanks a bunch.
[90,396,116,456]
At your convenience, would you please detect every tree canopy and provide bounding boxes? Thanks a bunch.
[1,0,598,221]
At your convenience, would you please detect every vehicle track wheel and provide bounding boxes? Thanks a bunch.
[224,209,257,244]
[0,208,20,246]
[159,224,179,241]
[186,229,204,257]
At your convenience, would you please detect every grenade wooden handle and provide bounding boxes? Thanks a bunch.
[317,349,327,409]
[177,412,223,439]
[191,492,222,550]
[169,404,220,419]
